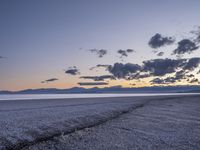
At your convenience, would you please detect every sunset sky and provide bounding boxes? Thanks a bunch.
[1,0,200,91]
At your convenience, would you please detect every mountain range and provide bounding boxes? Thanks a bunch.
[1,85,200,94]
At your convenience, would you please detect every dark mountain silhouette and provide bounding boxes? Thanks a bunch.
[1,86,200,94]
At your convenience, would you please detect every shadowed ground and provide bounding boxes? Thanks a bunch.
[0,95,200,150]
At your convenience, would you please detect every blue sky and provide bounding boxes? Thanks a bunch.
[1,0,200,90]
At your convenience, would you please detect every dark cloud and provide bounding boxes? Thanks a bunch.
[150,77,177,84]
[162,71,187,83]
[102,57,200,84]
[150,78,164,84]
[157,52,164,56]
[148,58,200,85]
[187,74,195,78]
[89,49,107,58]
[142,58,186,76]
[117,49,135,58]
[171,58,200,81]
[96,64,110,68]
[89,64,110,70]
[164,77,180,83]
[173,39,199,55]
[150,77,177,85]
[189,78,199,84]
[183,57,200,71]
[130,83,136,86]
[41,78,58,83]
[118,50,127,57]
[143,58,200,79]
[78,82,108,86]
[127,49,134,53]
[197,70,200,74]
[80,75,115,81]
[65,66,80,75]
[149,58,200,85]
[128,73,150,80]
[148,33,175,49]
[174,70,187,81]
[195,36,200,44]
[108,63,141,79]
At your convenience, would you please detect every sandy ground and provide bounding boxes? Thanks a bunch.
[0,95,200,150]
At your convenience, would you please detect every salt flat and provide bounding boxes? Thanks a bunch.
[0,95,200,150]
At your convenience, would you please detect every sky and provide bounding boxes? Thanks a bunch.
[1,0,200,91]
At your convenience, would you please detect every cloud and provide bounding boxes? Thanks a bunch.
[65,66,80,75]
[148,58,200,85]
[89,64,110,70]
[117,49,135,58]
[148,33,175,49]
[173,39,199,55]
[157,52,164,56]
[130,83,136,86]
[80,75,115,81]
[197,70,200,74]
[108,63,141,79]
[174,70,187,80]
[96,64,110,68]
[150,77,177,84]
[150,78,165,84]
[142,58,186,76]
[41,78,58,83]
[187,74,194,78]
[190,26,200,44]
[128,73,150,80]
[164,76,180,83]
[183,57,200,71]
[78,82,109,86]
[103,57,200,84]
[88,49,107,58]
[189,78,199,84]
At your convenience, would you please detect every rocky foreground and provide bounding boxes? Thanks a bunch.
[0,95,200,150]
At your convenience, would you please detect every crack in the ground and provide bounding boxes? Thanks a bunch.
[7,103,148,150]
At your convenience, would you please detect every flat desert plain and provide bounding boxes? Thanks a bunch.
[0,95,200,150]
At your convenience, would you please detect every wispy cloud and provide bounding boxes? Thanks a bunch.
[41,78,58,83]
[157,52,164,56]
[151,76,180,85]
[117,49,135,58]
[89,64,110,70]
[88,49,108,58]
[80,75,115,81]
[78,82,109,86]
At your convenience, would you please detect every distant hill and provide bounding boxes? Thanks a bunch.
[1,85,200,94]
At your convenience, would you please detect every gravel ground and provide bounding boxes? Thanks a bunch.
[23,95,200,150]
[0,96,154,150]
[0,95,200,150]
